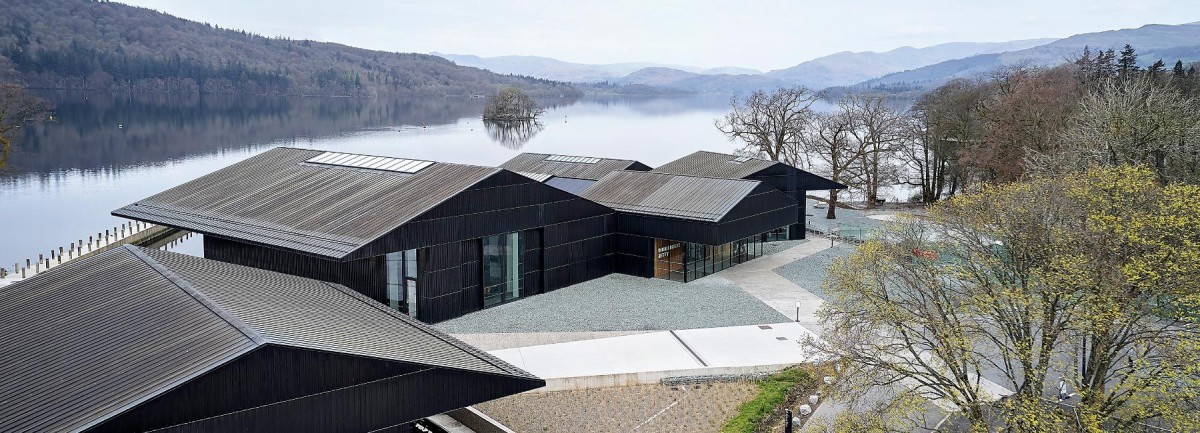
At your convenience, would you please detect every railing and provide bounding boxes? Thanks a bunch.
[0,221,186,284]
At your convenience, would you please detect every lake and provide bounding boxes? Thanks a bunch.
[0,92,754,268]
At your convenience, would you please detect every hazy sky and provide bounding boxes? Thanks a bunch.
[118,0,1198,71]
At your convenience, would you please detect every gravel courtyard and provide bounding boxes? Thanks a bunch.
[476,382,759,433]
[435,273,789,334]
[771,244,857,301]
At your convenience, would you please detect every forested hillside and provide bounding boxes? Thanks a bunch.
[0,0,580,97]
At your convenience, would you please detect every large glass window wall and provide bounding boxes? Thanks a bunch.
[655,227,780,282]
[483,231,523,308]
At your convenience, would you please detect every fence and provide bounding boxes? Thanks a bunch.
[0,222,187,283]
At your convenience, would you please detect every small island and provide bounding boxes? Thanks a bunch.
[482,87,545,121]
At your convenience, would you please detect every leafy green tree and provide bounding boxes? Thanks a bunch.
[813,166,1200,432]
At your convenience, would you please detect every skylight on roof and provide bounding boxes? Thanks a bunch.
[305,152,434,174]
[545,154,601,164]
[730,156,754,163]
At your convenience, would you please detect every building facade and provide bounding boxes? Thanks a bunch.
[0,246,543,433]
[115,148,842,323]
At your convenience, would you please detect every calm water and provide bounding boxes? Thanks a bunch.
[0,92,744,267]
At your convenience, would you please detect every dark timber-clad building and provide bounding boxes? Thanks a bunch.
[0,245,542,433]
[652,151,847,240]
[115,148,842,323]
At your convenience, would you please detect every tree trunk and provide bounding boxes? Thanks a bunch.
[826,189,838,219]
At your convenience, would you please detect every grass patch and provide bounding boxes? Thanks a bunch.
[721,367,813,433]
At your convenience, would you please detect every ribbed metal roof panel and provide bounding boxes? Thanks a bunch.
[138,248,538,381]
[0,246,539,432]
[580,171,761,222]
[499,152,650,181]
[0,248,255,433]
[653,150,849,190]
[515,171,554,182]
[651,150,779,179]
[113,148,500,259]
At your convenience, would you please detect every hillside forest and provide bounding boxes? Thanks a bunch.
[0,0,580,97]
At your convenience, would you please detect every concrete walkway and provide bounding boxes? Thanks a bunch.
[490,322,818,382]
[706,237,840,333]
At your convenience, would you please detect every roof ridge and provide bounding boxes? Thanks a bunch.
[124,245,267,345]
[605,169,765,184]
[317,282,538,380]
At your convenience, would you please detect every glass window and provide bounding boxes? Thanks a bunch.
[386,249,419,316]
[654,239,685,281]
[483,232,523,308]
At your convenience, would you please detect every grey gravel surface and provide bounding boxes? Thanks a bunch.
[762,239,807,256]
[771,244,857,301]
[434,273,789,334]
[805,200,884,242]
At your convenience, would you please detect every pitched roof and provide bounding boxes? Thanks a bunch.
[580,171,763,222]
[652,151,847,190]
[113,148,501,259]
[499,152,651,181]
[0,246,539,433]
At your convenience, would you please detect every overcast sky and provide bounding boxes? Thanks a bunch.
[118,0,1198,71]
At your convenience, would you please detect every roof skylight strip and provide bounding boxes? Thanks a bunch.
[304,152,436,174]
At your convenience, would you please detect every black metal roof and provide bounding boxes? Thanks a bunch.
[113,148,502,259]
[652,151,847,190]
[0,246,540,433]
[499,152,651,181]
[580,170,765,222]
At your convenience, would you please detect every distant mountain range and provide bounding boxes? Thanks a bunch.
[438,22,1200,95]
[764,40,1055,89]
[431,53,762,83]
[854,22,1200,92]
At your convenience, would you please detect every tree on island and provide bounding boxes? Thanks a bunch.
[0,84,52,170]
[482,87,545,121]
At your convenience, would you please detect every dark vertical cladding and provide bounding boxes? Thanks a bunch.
[615,233,654,278]
[145,368,536,433]
[87,346,421,433]
[392,171,614,323]
[203,236,388,304]
[746,165,809,240]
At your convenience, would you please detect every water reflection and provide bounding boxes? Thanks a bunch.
[0,92,747,268]
[482,120,544,149]
[5,91,490,176]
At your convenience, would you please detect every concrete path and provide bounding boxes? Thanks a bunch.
[489,322,817,380]
[707,237,840,333]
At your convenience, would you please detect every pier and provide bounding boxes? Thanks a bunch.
[0,221,192,286]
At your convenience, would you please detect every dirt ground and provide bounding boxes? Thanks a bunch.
[476,382,759,433]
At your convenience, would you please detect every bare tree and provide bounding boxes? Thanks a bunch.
[0,83,52,170]
[803,109,868,219]
[1051,75,1200,184]
[840,93,906,208]
[482,87,545,121]
[715,86,820,166]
